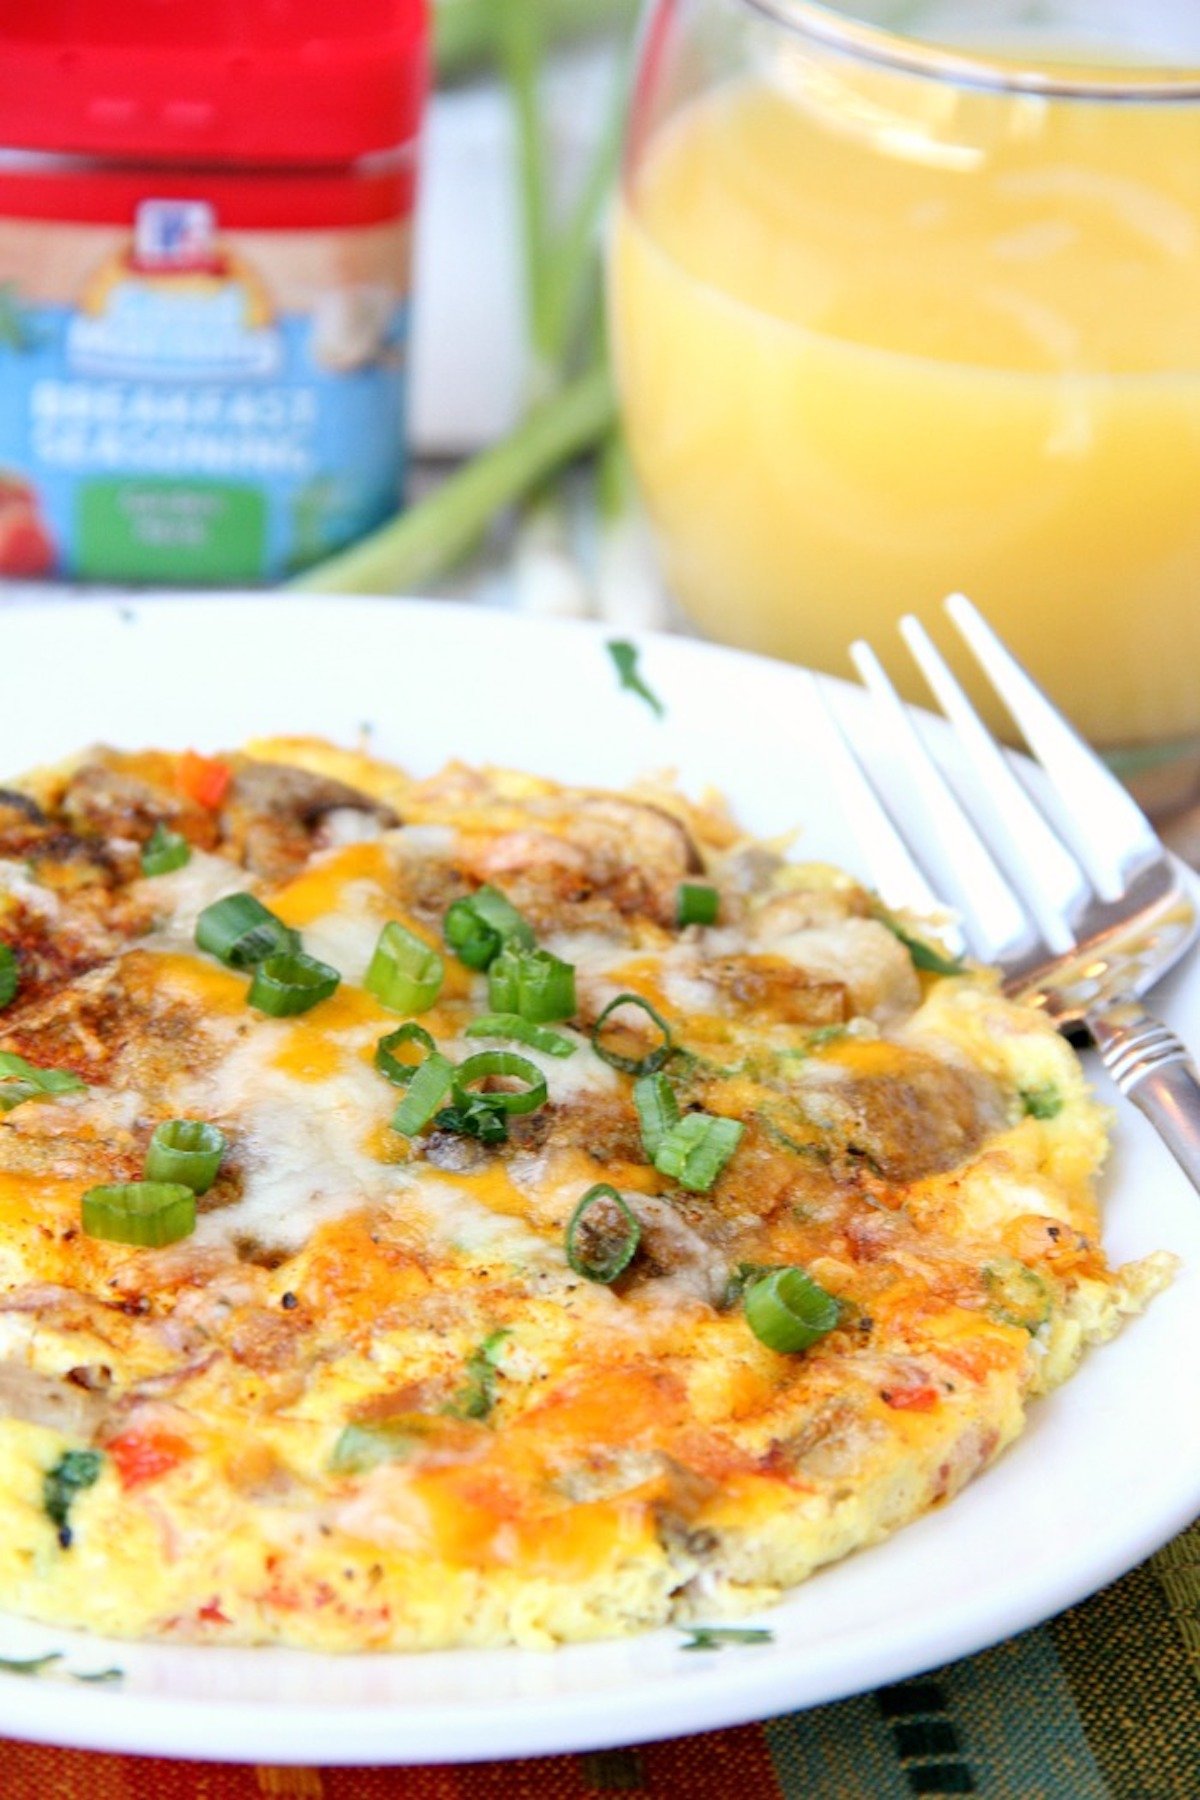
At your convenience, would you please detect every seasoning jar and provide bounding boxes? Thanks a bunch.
[0,0,428,584]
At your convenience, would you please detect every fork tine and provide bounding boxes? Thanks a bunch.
[809,674,950,928]
[944,593,1160,901]
[848,639,1033,960]
[898,614,1082,955]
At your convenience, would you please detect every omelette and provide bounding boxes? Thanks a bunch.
[0,739,1171,1650]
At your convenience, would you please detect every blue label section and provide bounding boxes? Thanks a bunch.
[0,290,408,582]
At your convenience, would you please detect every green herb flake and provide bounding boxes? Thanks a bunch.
[982,1259,1053,1332]
[877,914,965,977]
[0,1652,61,1676]
[606,639,664,719]
[0,1052,87,1113]
[329,1420,425,1476]
[679,1626,774,1652]
[43,1448,103,1546]
[1020,1084,1063,1121]
[445,1330,509,1422]
[73,1666,124,1684]
[0,943,17,1010]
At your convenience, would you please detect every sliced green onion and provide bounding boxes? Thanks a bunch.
[452,1050,548,1115]
[144,1119,225,1194]
[654,1113,744,1192]
[140,823,191,877]
[433,1097,510,1144]
[443,898,501,971]
[591,992,674,1075]
[465,1012,576,1057]
[248,950,341,1017]
[0,942,18,1010]
[374,1022,437,1087]
[634,1071,680,1160]
[390,1051,455,1136]
[81,1181,196,1248]
[43,1448,103,1544]
[565,1183,641,1283]
[365,921,444,1014]
[330,1419,425,1474]
[1020,1083,1063,1121]
[444,885,534,970]
[744,1266,840,1353]
[677,882,719,928]
[878,914,965,977]
[195,893,298,969]
[444,1329,509,1421]
[679,1626,774,1652]
[0,1052,86,1112]
[488,947,576,1023]
[607,638,664,718]
[982,1258,1053,1332]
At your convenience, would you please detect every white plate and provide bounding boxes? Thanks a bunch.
[1,595,1198,1766]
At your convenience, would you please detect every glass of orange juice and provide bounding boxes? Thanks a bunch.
[609,0,1200,821]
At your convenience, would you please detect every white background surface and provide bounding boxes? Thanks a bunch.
[0,595,1196,1764]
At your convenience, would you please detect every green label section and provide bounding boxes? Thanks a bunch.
[76,479,266,582]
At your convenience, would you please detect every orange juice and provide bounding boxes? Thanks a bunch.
[610,64,1200,750]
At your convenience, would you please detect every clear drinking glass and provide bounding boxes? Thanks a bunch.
[609,1,1200,823]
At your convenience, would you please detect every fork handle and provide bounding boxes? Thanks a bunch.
[1087,999,1200,1196]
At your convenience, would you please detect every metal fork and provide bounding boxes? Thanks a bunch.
[816,593,1200,1193]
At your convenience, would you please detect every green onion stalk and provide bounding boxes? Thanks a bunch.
[289,0,638,604]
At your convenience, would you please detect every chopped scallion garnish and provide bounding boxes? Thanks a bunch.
[451,1050,548,1115]
[0,942,18,1009]
[654,1113,744,1192]
[565,1183,641,1284]
[144,1119,225,1194]
[679,1626,774,1652]
[443,885,534,972]
[607,638,664,718]
[1020,1084,1063,1121]
[877,913,965,977]
[487,947,576,1023]
[591,992,674,1075]
[195,894,298,970]
[330,1420,424,1474]
[374,1022,437,1087]
[443,898,500,971]
[676,882,719,927]
[43,1449,102,1547]
[743,1266,839,1354]
[433,1096,510,1144]
[464,1013,576,1057]
[81,1181,196,1248]
[390,1051,455,1136]
[633,1071,680,1160]
[140,823,191,877]
[444,1329,509,1421]
[365,921,444,1014]
[0,1652,62,1675]
[247,950,340,1018]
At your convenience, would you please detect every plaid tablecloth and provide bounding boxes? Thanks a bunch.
[3,1516,1196,1800]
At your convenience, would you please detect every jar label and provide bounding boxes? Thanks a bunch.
[0,201,411,582]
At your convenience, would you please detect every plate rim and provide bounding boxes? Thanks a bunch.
[0,590,1197,1765]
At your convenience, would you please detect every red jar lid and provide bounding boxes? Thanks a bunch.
[0,0,428,165]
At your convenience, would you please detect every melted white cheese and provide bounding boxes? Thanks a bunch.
[0,859,60,920]
[296,880,392,980]
[138,850,245,952]
[402,1177,554,1266]
[188,1029,399,1255]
